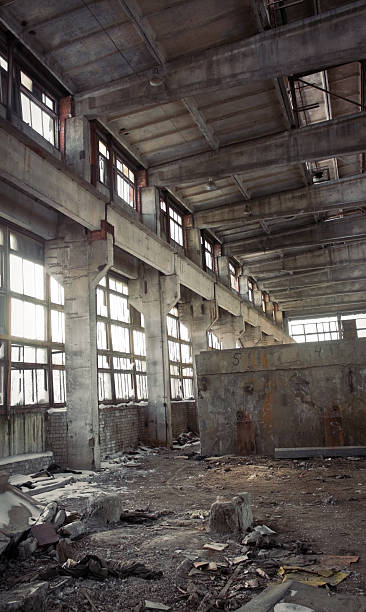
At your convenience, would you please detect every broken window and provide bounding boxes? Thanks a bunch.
[207,331,222,350]
[0,221,65,408]
[167,307,194,400]
[261,292,267,313]
[20,70,57,145]
[98,139,109,185]
[96,273,147,403]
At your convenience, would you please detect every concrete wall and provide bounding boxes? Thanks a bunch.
[196,339,366,456]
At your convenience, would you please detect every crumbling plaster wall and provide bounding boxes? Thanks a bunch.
[196,339,366,456]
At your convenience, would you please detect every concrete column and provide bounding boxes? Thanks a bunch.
[184,215,202,266]
[65,116,91,182]
[179,296,218,396]
[239,275,250,301]
[274,305,283,328]
[141,186,160,234]
[46,220,113,469]
[139,268,180,446]
[253,287,263,310]
[265,300,274,319]
[212,312,244,349]
[217,255,230,287]
[242,324,262,347]
[342,319,357,340]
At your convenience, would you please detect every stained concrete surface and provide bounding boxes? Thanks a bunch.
[196,340,366,457]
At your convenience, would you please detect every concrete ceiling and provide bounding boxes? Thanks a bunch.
[1,0,366,317]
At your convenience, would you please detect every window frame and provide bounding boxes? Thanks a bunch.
[19,67,58,147]
[201,232,215,273]
[96,272,147,404]
[166,306,194,401]
[159,193,185,248]
[0,221,65,412]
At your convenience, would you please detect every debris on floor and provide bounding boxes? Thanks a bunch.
[1,449,365,611]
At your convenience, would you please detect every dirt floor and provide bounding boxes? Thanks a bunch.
[2,443,366,611]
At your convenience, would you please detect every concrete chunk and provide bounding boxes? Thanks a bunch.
[209,492,252,535]
[0,581,48,611]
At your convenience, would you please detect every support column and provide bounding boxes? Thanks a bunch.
[64,115,91,182]
[184,215,202,266]
[46,220,113,469]
[265,299,274,320]
[239,275,250,301]
[212,311,245,349]
[274,303,283,328]
[217,255,230,287]
[179,295,218,396]
[138,268,180,446]
[253,286,263,310]
[141,186,160,233]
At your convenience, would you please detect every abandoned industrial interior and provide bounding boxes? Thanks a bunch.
[2,0,366,610]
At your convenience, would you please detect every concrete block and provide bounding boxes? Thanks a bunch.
[61,520,86,540]
[209,492,252,535]
[87,493,124,524]
[0,581,48,612]
[17,536,38,559]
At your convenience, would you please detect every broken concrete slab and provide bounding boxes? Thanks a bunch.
[209,492,252,535]
[0,471,42,537]
[0,581,48,612]
[87,492,124,523]
[235,580,366,611]
[275,446,366,459]
[61,520,86,539]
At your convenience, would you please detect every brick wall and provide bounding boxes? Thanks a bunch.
[46,400,198,462]
[171,401,198,438]
[45,408,68,465]
[99,403,145,457]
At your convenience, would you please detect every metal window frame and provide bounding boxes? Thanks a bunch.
[166,307,194,400]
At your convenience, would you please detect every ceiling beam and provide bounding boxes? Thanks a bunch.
[148,113,366,186]
[286,301,366,316]
[263,265,366,290]
[245,241,366,275]
[181,97,219,150]
[280,293,366,312]
[194,173,366,229]
[75,1,366,117]
[275,280,366,301]
[117,0,166,65]
[224,214,366,255]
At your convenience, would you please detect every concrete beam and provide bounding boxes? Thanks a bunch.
[75,1,366,117]
[194,174,366,229]
[0,120,290,343]
[225,215,366,256]
[281,293,366,313]
[149,113,366,186]
[182,98,219,150]
[265,267,366,291]
[245,242,366,276]
[276,281,366,301]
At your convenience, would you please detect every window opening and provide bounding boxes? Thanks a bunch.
[247,278,254,302]
[0,221,65,408]
[167,306,194,400]
[207,331,222,350]
[20,69,57,146]
[229,262,239,292]
[114,155,135,207]
[289,317,340,343]
[201,234,214,271]
[159,195,184,248]
[96,273,147,403]
[98,139,109,185]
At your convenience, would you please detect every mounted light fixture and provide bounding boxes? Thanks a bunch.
[149,68,164,87]
[205,177,217,191]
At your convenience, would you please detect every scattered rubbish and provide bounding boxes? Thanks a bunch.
[31,523,59,546]
[173,431,199,447]
[203,542,228,552]
[279,564,350,586]
[59,554,163,581]
[119,510,160,524]
[144,601,171,610]
[254,524,276,535]
[232,554,249,564]
[209,492,252,534]
[0,581,49,612]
